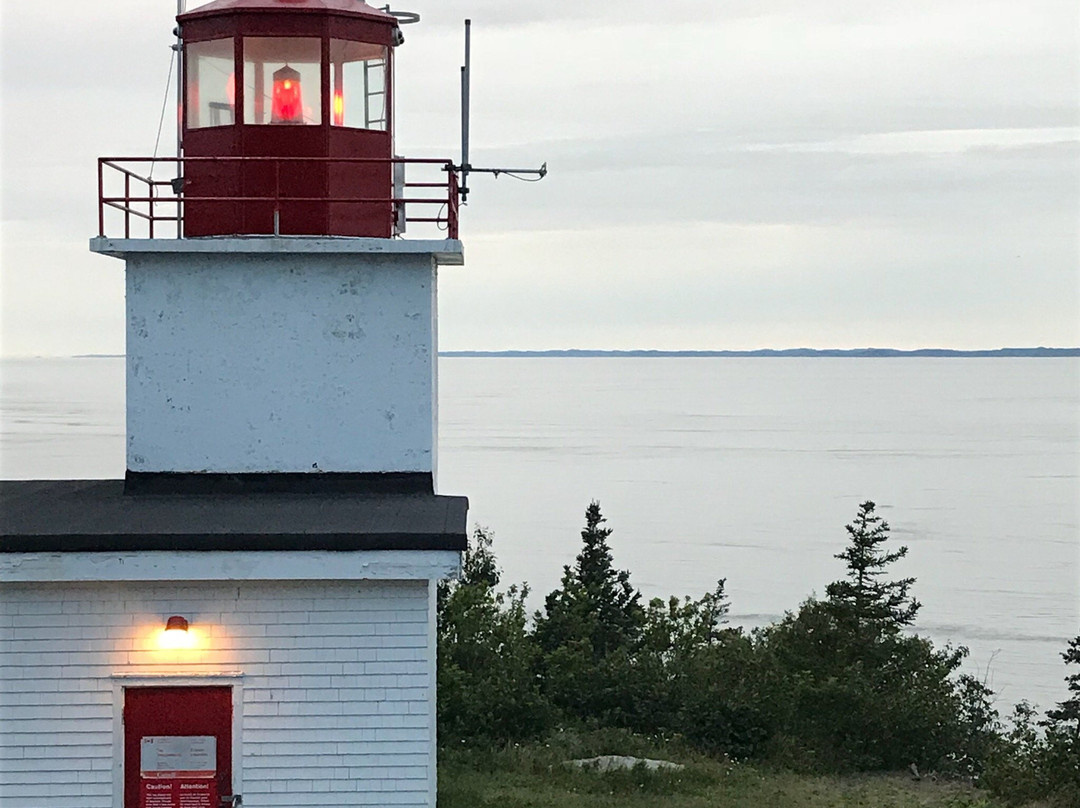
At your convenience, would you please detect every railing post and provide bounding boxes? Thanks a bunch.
[177,157,183,239]
[149,175,155,240]
[274,159,281,236]
[124,172,131,239]
[97,160,105,238]
[176,157,183,239]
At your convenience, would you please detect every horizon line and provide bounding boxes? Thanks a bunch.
[440,348,1079,358]
[3,346,1077,360]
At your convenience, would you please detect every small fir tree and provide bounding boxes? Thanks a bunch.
[535,501,644,658]
[533,502,646,725]
[826,500,920,639]
[761,504,970,772]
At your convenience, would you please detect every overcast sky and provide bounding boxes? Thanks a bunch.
[2,0,1077,355]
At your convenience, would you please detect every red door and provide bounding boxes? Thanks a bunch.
[124,686,233,808]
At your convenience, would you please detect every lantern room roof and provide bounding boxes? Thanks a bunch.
[179,0,397,24]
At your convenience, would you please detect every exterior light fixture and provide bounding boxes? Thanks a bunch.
[165,615,189,634]
[159,615,195,650]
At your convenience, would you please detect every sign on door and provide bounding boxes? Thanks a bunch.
[140,736,218,808]
[124,686,233,808]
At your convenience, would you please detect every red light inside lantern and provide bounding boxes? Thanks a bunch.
[272,65,303,123]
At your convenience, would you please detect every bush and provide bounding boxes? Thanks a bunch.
[437,527,552,744]
[435,498,1069,794]
[753,502,979,772]
[669,629,772,758]
[756,597,968,771]
[982,637,1080,807]
[531,505,775,755]
[951,673,1002,779]
[1043,636,1080,805]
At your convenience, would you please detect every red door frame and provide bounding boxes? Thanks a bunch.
[123,686,234,808]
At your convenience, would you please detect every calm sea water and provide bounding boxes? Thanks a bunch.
[2,356,1078,713]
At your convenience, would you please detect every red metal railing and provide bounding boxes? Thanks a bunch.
[97,156,460,240]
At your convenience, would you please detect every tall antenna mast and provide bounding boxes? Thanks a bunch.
[175,0,185,161]
[460,19,471,200]
[455,19,545,205]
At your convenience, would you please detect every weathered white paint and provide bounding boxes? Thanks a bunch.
[0,580,438,808]
[116,247,441,475]
[0,550,462,583]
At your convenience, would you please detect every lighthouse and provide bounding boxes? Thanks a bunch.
[0,2,473,806]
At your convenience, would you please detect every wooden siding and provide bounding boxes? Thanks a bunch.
[0,579,435,807]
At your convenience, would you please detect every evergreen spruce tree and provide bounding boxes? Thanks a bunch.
[535,501,644,657]
[534,502,645,724]
[826,500,920,639]
[760,502,973,771]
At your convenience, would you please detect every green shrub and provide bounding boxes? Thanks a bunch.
[435,498,1069,793]
[982,637,1080,807]
[753,502,976,772]
[438,527,552,744]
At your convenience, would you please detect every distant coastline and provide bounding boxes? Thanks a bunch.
[438,348,1080,358]
[43,347,1080,360]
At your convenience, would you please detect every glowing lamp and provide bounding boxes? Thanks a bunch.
[272,65,303,123]
[333,89,345,126]
[159,615,195,650]
[165,615,189,633]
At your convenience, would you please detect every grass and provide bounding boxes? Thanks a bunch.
[437,734,1030,808]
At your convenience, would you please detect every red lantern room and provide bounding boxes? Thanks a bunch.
[178,0,405,237]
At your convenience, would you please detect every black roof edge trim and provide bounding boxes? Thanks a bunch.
[124,471,434,496]
[0,532,466,554]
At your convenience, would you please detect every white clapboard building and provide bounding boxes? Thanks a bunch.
[1,2,471,806]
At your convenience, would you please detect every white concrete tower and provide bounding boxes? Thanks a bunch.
[1,3,469,807]
[99,234,460,492]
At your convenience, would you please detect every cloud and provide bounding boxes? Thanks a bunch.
[462,135,1079,231]
[1,0,1077,354]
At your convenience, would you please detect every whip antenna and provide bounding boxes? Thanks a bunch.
[460,19,471,200]
[454,19,546,205]
[176,0,185,160]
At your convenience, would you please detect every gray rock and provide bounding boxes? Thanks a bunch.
[567,755,685,772]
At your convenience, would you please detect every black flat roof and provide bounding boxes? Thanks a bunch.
[0,480,467,553]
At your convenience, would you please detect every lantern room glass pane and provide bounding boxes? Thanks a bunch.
[329,40,388,130]
[243,37,322,125]
[186,38,235,129]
